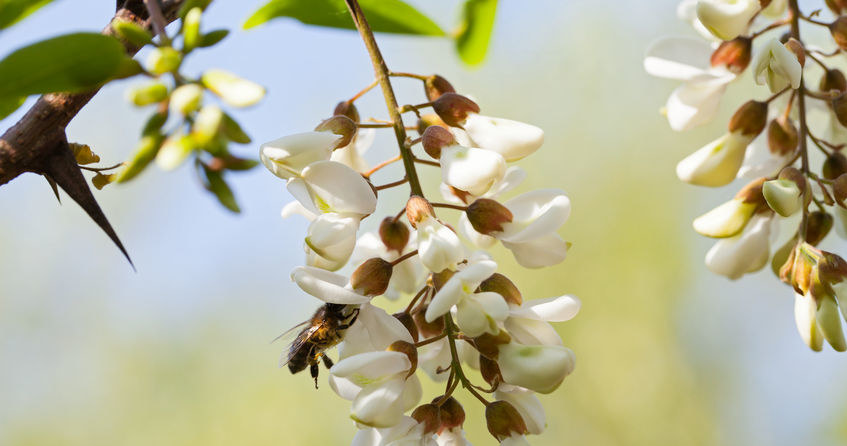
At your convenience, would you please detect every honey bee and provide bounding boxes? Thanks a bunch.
[277,303,359,388]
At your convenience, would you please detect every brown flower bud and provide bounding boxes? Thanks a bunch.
[781,242,822,293]
[831,17,847,51]
[473,330,511,360]
[833,93,847,127]
[711,37,752,74]
[432,93,480,127]
[805,211,834,246]
[735,177,767,205]
[380,217,410,253]
[424,75,456,102]
[314,115,356,148]
[479,354,503,387]
[778,167,807,194]
[350,258,393,296]
[406,195,435,228]
[466,199,513,235]
[394,311,419,343]
[478,273,522,306]
[411,403,441,434]
[767,117,798,156]
[728,100,768,137]
[386,340,418,377]
[416,113,448,135]
[485,401,528,441]
[759,0,772,7]
[438,397,465,432]
[821,69,847,94]
[413,306,445,338]
[333,101,360,122]
[784,38,805,67]
[421,125,455,159]
[824,152,847,179]
[834,173,847,205]
[827,0,847,14]
[430,269,455,291]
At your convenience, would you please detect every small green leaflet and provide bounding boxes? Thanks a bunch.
[202,164,241,213]
[244,0,444,36]
[0,95,24,120]
[0,0,53,30]
[0,33,128,99]
[456,0,497,66]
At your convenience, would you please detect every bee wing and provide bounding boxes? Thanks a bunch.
[277,321,326,368]
[271,319,311,344]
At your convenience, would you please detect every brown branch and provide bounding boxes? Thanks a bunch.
[0,0,184,266]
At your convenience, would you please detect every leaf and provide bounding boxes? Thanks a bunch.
[198,29,229,47]
[455,0,497,66]
[221,112,251,144]
[0,0,53,30]
[201,164,240,213]
[243,0,444,36]
[0,33,128,99]
[0,95,24,120]
[111,20,153,46]
[116,134,163,183]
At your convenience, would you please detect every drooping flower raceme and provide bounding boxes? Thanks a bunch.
[647,0,847,352]
[262,67,578,442]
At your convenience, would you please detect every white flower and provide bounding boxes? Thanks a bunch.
[704,213,774,279]
[692,197,758,238]
[752,39,802,93]
[695,0,760,41]
[644,37,736,131]
[794,292,824,351]
[677,0,720,40]
[505,295,581,346]
[418,337,479,382]
[304,213,360,271]
[425,258,509,337]
[436,427,471,446]
[287,160,377,217]
[496,189,571,268]
[494,384,546,435]
[260,131,340,179]
[497,343,575,394]
[737,132,791,179]
[352,416,437,446]
[354,231,427,300]
[416,217,464,273]
[338,303,415,359]
[461,114,544,162]
[499,433,531,446]
[291,266,371,304]
[677,132,753,186]
[331,128,375,174]
[762,179,802,217]
[440,144,506,196]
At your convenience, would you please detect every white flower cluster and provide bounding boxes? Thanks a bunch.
[646,0,847,351]
[261,75,579,443]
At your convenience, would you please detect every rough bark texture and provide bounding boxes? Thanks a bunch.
[0,0,184,266]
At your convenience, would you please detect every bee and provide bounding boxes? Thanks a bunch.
[277,303,359,388]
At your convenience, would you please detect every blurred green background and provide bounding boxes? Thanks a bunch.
[2,0,846,445]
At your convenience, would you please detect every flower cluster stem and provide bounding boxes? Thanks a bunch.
[788,0,810,241]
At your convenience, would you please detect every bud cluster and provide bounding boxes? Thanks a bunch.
[647,0,847,351]
[262,66,579,442]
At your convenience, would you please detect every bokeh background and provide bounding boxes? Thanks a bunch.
[1,0,846,444]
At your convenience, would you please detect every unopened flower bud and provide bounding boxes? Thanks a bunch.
[413,306,444,338]
[169,83,203,115]
[833,94,847,127]
[424,75,455,101]
[711,37,752,73]
[126,81,169,106]
[432,93,480,127]
[497,343,575,394]
[485,401,528,441]
[379,217,410,252]
[772,236,797,276]
[350,258,393,296]
[479,273,523,306]
[146,46,181,75]
[693,178,765,238]
[835,174,847,206]
[314,115,356,149]
[784,38,805,67]
[417,113,448,134]
[421,125,455,159]
[831,17,847,50]
[763,176,802,217]
[805,211,834,246]
[406,195,435,228]
[767,116,798,156]
[386,340,417,377]
[466,199,514,235]
[438,397,465,431]
[333,101,360,122]
[827,0,847,14]
[824,152,847,180]
[201,69,265,107]
[736,177,767,205]
[191,105,223,146]
[394,311,419,342]
[473,330,512,360]
[728,100,768,137]
[753,38,802,92]
[480,354,503,386]
[821,69,847,94]
[411,404,441,434]
[817,294,847,351]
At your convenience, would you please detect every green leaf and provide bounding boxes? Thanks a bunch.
[221,112,251,144]
[201,165,240,213]
[243,0,444,36]
[0,95,24,120]
[198,29,229,47]
[0,33,128,98]
[116,134,164,183]
[111,20,153,46]
[455,0,497,66]
[0,0,53,30]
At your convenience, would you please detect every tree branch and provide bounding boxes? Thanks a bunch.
[0,0,184,266]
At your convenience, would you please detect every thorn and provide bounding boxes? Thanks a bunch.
[44,175,61,204]
[44,137,135,271]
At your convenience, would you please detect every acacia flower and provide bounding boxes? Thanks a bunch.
[461,114,544,162]
[705,213,775,279]
[752,38,803,93]
[695,0,760,41]
[287,160,377,217]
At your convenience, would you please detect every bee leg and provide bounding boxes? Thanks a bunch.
[338,308,360,330]
[322,354,334,369]
[310,362,320,389]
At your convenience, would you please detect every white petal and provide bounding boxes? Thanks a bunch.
[696,0,760,40]
[301,161,377,216]
[511,295,581,321]
[339,303,414,358]
[704,213,772,279]
[737,133,789,179]
[502,233,569,269]
[331,351,411,384]
[417,218,463,273]
[260,131,338,179]
[351,377,408,428]
[494,385,547,435]
[328,374,362,401]
[426,277,464,322]
[665,78,731,131]
[794,293,823,351]
[440,145,506,196]
[692,198,757,238]
[505,317,562,346]
[281,200,316,221]
[643,37,714,81]
[676,132,751,187]
[291,266,370,304]
[498,343,575,394]
[463,114,544,162]
[501,189,571,243]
